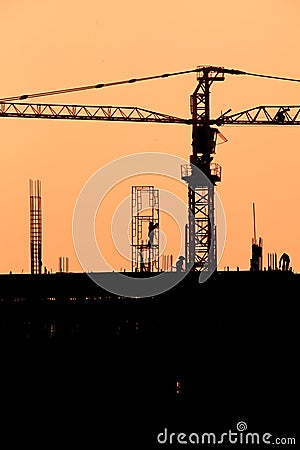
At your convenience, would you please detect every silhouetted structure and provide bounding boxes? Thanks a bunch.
[59,256,69,273]
[131,186,159,272]
[0,269,297,447]
[161,254,173,272]
[2,68,300,283]
[1,67,300,448]
[29,179,42,274]
[250,203,263,271]
[267,252,278,270]
[181,70,223,274]
[251,240,263,271]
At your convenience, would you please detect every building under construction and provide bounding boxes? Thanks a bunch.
[1,176,296,446]
[0,66,298,446]
[0,188,297,448]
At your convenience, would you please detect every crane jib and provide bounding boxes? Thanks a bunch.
[1,103,300,125]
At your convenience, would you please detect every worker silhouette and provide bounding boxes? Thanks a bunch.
[276,111,285,123]
[139,251,146,272]
[279,253,290,271]
[148,221,158,248]
[176,256,185,272]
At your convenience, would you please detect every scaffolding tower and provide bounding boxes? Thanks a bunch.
[131,186,159,273]
[29,179,42,274]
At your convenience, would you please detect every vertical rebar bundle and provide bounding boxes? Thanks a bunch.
[267,252,278,270]
[161,254,173,272]
[250,203,263,271]
[59,257,69,273]
[29,179,42,274]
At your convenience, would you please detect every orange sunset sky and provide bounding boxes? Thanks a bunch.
[1,0,300,274]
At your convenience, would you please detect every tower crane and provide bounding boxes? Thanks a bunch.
[1,65,300,272]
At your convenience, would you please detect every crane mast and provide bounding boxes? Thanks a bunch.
[182,67,224,271]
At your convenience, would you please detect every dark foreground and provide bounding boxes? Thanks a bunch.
[0,271,297,448]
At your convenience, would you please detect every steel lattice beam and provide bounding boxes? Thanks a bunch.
[219,106,300,125]
[2,102,300,126]
[0,102,188,124]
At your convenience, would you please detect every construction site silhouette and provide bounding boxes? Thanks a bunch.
[0,66,298,447]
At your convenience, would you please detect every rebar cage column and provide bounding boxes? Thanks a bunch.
[29,179,42,274]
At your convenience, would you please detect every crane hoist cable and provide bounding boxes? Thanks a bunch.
[0,66,300,103]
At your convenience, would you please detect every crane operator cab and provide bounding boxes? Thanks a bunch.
[189,126,221,184]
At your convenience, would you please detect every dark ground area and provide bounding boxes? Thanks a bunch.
[0,271,297,448]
